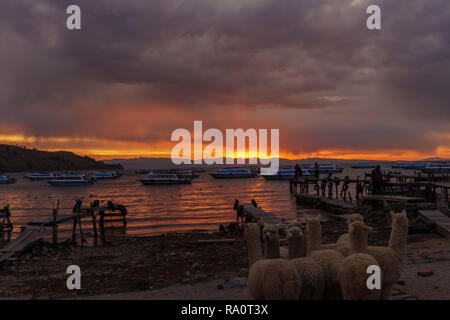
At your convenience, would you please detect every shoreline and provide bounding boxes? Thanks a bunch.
[1,216,449,300]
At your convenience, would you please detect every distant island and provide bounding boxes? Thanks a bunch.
[0,144,123,172]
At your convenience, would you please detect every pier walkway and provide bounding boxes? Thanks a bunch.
[417,210,450,238]
[241,204,284,226]
[0,226,48,262]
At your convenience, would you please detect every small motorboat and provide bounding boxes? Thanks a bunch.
[24,172,56,180]
[303,164,344,174]
[351,162,376,169]
[210,168,257,179]
[392,161,429,170]
[48,173,94,186]
[91,171,122,179]
[420,161,450,174]
[139,172,192,185]
[0,174,16,184]
[261,168,313,180]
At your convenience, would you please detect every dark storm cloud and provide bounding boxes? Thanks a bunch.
[0,0,449,154]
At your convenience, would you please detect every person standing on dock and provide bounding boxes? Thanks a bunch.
[356,176,364,200]
[327,173,334,199]
[295,164,302,178]
[314,162,319,178]
[321,178,327,197]
[371,165,383,194]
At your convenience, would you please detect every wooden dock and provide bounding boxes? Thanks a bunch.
[0,226,48,262]
[361,195,425,204]
[295,194,356,214]
[417,210,450,238]
[241,204,284,225]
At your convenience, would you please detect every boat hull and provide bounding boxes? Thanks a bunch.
[209,173,257,179]
[0,178,16,184]
[25,177,54,181]
[139,179,191,185]
[420,168,450,174]
[48,180,93,186]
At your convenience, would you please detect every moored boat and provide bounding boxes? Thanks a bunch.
[210,168,257,179]
[392,161,429,170]
[91,171,122,179]
[351,162,376,169]
[24,172,56,180]
[302,164,344,174]
[261,168,313,180]
[420,161,450,174]
[139,172,192,185]
[0,174,16,184]
[48,173,94,186]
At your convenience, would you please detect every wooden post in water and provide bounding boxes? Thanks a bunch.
[72,218,77,242]
[52,200,59,248]
[90,203,98,240]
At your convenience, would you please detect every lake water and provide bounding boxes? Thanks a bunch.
[0,166,408,240]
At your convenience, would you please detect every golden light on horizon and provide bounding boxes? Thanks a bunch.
[0,133,449,161]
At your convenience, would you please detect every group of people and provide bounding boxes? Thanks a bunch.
[293,164,385,199]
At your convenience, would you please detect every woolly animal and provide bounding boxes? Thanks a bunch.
[287,226,325,300]
[244,223,301,300]
[280,222,306,259]
[348,211,408,299]
[306,218,344,300]
[262,223,281,259]
[338,253,381,300]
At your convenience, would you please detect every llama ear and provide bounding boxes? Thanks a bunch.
[401,209,407,216]
[390,210,395,217]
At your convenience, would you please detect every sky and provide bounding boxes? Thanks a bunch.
[0,0,449,160]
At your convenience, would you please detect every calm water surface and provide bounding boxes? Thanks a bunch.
[0,166,405,240]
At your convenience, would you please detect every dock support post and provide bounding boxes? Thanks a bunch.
[90,203,98,240]
[72,218,77,242]
[52,210,58,248]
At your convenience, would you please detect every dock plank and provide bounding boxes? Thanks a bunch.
[0,226,49,262]
[362,195,425,203]
[241,204,284,226]
[418,210,450,238]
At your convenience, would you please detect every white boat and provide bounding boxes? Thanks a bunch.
[139,173,192,185]
[24,172,55,181]
[0,175,16,184]
[302,164,344,174]
[177,170,200,179]
[420,161,450,174]
[351,162,376,169]
[261,168,313,180]
[210,168,257,179]
[91,171,122,179]
[392,161,429,170]
[48,173,94,186]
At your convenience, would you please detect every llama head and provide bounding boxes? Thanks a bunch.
[287,220,303,231]
[347,213,364,225]
[349,221,370,243]
[306,217,321,232]
[287,226,304,240]
[391,210,408,229]
[244,223,260,240]
[263,223,279,242]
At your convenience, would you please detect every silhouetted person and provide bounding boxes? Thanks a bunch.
[314,161,319,178]
[295,164,302,178]
[327,173,333,199]
[356,176,364,200]
[371,165,383,194]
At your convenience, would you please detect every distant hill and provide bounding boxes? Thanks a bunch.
[103,156,395,170]
[0,144,123,172]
